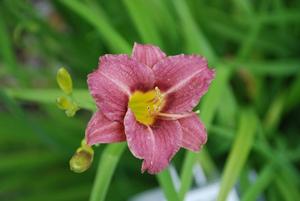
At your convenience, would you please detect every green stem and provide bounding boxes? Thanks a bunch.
[157,169,180,201]
[241,163,275,201]
[178,66,232,200]
[58,0,130,53]
[90,143,126,201]
[217,109,257,201]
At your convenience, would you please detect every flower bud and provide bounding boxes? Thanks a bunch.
[56,96,71,110]
[57,67,73,95]
[69,149,93,173]
[69,140,94,173]
[65,102,79,117]
[56,96,79,117]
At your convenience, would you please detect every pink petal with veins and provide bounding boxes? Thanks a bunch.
[86,110,126,146]
[87,54,155,121]
[179,114,207,151]
[132,43,166,68]
[124,109,182,174]
[153,55,215,113]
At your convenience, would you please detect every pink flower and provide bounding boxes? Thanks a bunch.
[86,43,215,174]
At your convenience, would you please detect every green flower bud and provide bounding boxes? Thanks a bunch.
[69,150,93,173]
[57,67,73,95]
[56,96,71,110]
[69,140,94,173]
[65,102,79,117]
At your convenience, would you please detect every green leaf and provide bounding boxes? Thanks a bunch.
[157,169,180,201]
[58,0,131,53]
[263,92,286,136]
[199,66,233,126]
[241,163,275,201]
[90,143,126,201]
[217,109,257,201]
[285,73,300,111]
[178,152,197,201]
[0,151,62,172]
[197,148,218,179]
[4,88,96,111]
[0,12,27,85]
[233,60,300,77]
[237,22,261,59]
[179,66,232,200]
[275,175,297,201]
[173,0,217,63]
[123,0,162,46]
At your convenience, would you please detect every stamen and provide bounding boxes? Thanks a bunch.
[155,86,160,95]
[128,87,166,125]
[157,112,195,120]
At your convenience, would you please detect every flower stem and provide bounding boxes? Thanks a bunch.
[157,169,180,201]
[89,143,126,201]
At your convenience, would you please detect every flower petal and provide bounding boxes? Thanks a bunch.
[178,114,207,151]
[85,110,126,146]
[88,54,155,121]
[132,43,166,68]
[153,55,215,113]
[124,109,182,174]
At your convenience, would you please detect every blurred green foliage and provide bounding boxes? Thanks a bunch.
[0,0,300,201]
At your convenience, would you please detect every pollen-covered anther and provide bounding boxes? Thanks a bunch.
[129,87,166,126]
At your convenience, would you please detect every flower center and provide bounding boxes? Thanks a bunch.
[128,87,165,126]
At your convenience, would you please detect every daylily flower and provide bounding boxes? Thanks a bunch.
[86,43,215,174]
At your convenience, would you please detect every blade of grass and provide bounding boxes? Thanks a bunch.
[173,0,217,63]
[206,20,288,56]
[0,11,27,85]
[90,143,126,201]
[216,84,238,127]
[20,185,90,201]
[178,151,197,201]
[0,90,60,147]
[273,0,288,35]
[275,161,300,201]
[210,118,300,200]
[263,92,286,136]
[160,2,225,197]
[0,152,62,172]
[237,22,262,59]
[58,0,131,53]
[178,66,232,200]
[217,109,257,201]
[275,175,297,201]
[239,165,251,196]
[197,148,218,179]
[258,11,300,24]
[231,0,253,16]
[157,169,180,201]
[198,66,233,127]
[4,88,96,111]
[241,163,275,201]
[285,73,300,112]
[123,0,162,46]
[150,0,179,49]
[233,60,300,77]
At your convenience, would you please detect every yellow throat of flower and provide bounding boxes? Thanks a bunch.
[128,87,165,126]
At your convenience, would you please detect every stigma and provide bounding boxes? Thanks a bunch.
[128,87,165,126]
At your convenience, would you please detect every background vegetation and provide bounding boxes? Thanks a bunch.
[0,0,300,201]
